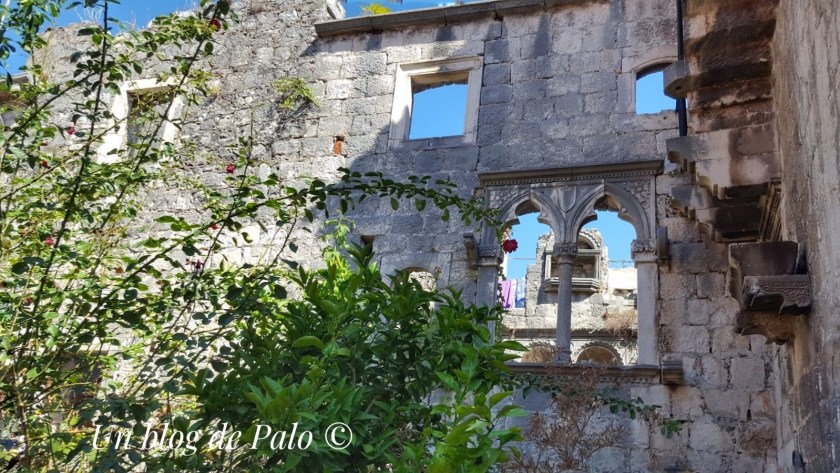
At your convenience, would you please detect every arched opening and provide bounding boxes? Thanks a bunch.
[500,203,559,361]
[635,64,675,115]
[573,196,639,365]
[576,344,622,366]
[501,211,552,308]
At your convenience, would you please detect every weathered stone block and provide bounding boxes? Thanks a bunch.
[482,63,511,85]
[688,421,731,452]
[669,243,708,273]
[674,325,710,355]
[484,39,512,64]
[687,298,713,325]
[700,356,728,389]
[729,356,766,391]
[479,84,512,104]
[696,272,725,299]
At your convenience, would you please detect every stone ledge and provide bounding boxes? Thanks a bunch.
[507,361,684,385]
[543,276,601,293]
[478,160,663,187]
[314,0,599,38]
[502,328,637,338]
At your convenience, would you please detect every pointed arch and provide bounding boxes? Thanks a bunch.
[572,182,652,241]
[496,189,563,239]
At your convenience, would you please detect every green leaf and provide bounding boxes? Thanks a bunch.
[488,391,511,408]
[11,261,28,274]
[390,197,399,210]
[498,405,528,418]
[292,336,325,350]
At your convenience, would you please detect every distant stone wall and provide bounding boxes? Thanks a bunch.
[772,0,840,471]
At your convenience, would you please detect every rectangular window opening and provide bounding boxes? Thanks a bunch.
[635,69,675,115]
[126,88,175,146]
[408,76,468,140]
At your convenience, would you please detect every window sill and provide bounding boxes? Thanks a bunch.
[507,360,684,385]
[389,134,475,151]
[543,277,602,293]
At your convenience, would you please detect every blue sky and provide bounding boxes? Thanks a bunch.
[342,0,464,17]
[3,0,195,73]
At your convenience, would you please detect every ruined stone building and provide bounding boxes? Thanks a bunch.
[35,0,839,470]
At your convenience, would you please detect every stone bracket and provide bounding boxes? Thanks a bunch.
[742,275,811,315]
[463,232,478,270]
[660,360,684,386]
[477,244,502,267]
[656,226,670,261]
[729,241,811,343]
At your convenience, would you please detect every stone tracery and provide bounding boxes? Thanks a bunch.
[478,161,661,365]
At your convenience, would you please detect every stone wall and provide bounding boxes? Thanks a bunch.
[771,0,840,471]
[35,0,805,470]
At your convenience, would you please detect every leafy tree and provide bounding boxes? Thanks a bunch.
[360,3,393,15]
[0,1,522,471]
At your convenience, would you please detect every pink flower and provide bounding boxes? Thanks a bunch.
[66,126,76,135]
[225,164,235,174]
[210,224,219,230]
[501,239,518,253]
[44,236,55,247]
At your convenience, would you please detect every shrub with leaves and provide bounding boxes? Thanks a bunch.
[166,237,527,471]
[502,367,682,472]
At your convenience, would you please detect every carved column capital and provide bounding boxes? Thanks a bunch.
[552,243,578,263]
[477,244,502,267]
[631,239,657,258]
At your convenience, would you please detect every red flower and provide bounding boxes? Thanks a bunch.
[501,239,518,253]
[209,18,222,31]
[225,164,235,174]
[44,236,55,247]
[210,224,219,230]
[24,297,33,305]
[40,160,49,168]
[66,126,76,135]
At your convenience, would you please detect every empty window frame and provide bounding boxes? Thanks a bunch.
[389,56,482,150]
[635,65,675,114]
[126,88,177,146]
[97,79,183,162]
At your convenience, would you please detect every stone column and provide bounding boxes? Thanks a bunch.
[632,239,658,365]
[476,244,502,341]
[554,243,578,364]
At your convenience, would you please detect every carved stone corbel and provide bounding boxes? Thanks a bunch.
[656,227,670,261]
[477,244,502,267]
[660,360,685,386]
[728,242,811,344]
[631,239,657,262]
[463,233,478,270]
[742,275,811,315]
[552,242,578,262]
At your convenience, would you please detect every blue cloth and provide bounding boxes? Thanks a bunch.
[514,277,526,308]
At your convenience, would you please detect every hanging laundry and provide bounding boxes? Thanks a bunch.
[514,277,527,308]
[501,279,515,308]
